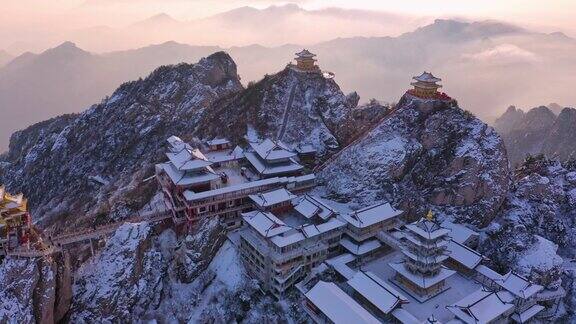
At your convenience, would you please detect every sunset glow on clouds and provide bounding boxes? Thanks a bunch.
[0,0,574,53]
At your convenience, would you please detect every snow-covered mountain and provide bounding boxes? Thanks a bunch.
[0,52,242,231]
[1,50,576,322]
[198,65,387,156]
[3,18,576,151]
[319,93,510,227]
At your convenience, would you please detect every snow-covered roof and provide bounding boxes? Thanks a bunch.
[249,139,296,162]
[475,264,504,281]
[347,271,408,315]
[442,221,479,245]
[166,135,192,153]
[391,309,421,324]
[305,281,380,324]
[293,195,335,220]
[295,49,317,58]
[249,188,297,208]
[446,240,485,270]
[204,146,245,164]
[206,137,230,146]
[166,148,213,171]
[405,218,450,241]
[295,144,317,154]
[242,211,291,238]
[341,202,402,228]
[511,304,545,323]
[183,174,314,202]
[447,289,515,324]
[401,246,449,265]
[157,163,219,186]
[341,238,381,256]
[244,151,303,176]
[389,262,455,288]
[270,217,345,248]
[496,272,543,299]
[413,71,441,83]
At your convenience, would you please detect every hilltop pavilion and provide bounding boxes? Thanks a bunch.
[410,72,442,99]
[294,49,320,72]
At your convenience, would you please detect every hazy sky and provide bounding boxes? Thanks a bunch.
[1,0,575,53]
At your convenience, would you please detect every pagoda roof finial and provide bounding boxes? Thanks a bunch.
[426,210,434,221]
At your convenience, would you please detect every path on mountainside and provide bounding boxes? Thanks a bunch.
[7,201,172,258]
[277,83,298,141]
[314,106,398,173]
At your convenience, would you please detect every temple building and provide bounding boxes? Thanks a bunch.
[339,202,403,260]
[294,49,320,72]
[389,212,455,301]
[244,139,304,178]
[410,72,442,99]
[0,185,32,254]
[239,189,345,297]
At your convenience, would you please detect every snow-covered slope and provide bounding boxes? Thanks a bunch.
[198,65,387,157]
[319,93,510,226]
[0,52,242,231]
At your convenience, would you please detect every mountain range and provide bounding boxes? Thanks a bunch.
[49,4,425,53]
[2,18,575,151]
[494,104,576,165]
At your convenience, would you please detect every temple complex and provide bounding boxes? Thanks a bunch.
[294,49,320,72]
[0,186,32,254]
[156,136,314,228]
[390,212,456,301]
[410,71,443,99]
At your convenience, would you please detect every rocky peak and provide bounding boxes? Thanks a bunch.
[522,106,556,130]
[495,105,576,165]
[493,105,524,134]
[319,93,510,227]
[198,65,387,157]
[0,52,243,230]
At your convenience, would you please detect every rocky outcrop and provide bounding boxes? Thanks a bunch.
[198,66,388,158]
[68,217,226,322]
[0,253,72,323]
[319,93,510,227]
[0,52,243,231]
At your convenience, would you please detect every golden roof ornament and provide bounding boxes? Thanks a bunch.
[426,210,434,221]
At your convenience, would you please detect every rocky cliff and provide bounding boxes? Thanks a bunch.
[0,253,72,323]
[0,52,243,231]
[319,93,511,227]
[198,65,387,158]
[478,156,575,311]
[495,105,576,165]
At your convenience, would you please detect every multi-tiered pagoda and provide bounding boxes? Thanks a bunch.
[390,211,455,301]
[0,185,32,254]
[294,49,320,72]
[410,72,442,99]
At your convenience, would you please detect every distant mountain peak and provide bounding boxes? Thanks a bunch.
[133,12,180,27]
[43,41,90,58]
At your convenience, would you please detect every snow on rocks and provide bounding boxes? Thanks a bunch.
[320,93,510,227]
[0,52,243,230]
[0,256,67,323]
[69,222,163,322]
[517,235,563,276]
